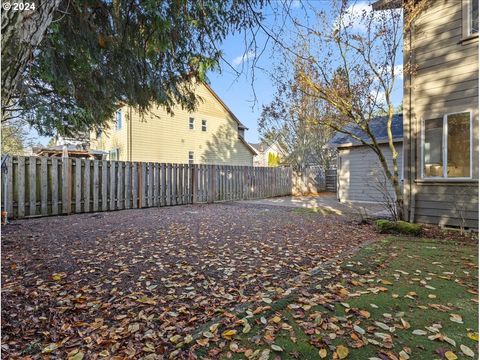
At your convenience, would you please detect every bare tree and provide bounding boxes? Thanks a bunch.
[257,0,429,220]
[259,51,336,172]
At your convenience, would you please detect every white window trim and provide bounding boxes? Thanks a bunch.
[421,111,473,180]
[462,0,479,39]
[189,117,195,130]
[188,151,194,164]
[115,110,122,131]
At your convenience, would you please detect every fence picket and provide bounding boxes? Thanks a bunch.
[93,161,99,212]
[110,161,116,210]
[117,162,124,210]
[102,160,108,211]
[75,159,82,213]
[84,160,91,213]
[29,157,37,216]
[132,162,138,208]
[40,157,48,215]
[50,158,59,215]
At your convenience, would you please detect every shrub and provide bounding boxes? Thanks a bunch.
[375,220,422,236]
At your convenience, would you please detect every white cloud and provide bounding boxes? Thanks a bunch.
[290,0,301,9]
[393,64,403,80]
[335,1,402,33]
[337,1,372,32]
[232,50,255,66]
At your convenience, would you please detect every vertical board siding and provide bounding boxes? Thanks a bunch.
[3,156,292,219]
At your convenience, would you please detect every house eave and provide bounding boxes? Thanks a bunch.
[335,137,403,149]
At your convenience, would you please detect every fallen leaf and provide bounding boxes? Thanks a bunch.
[444,351,458,360]
[412,330,427,335]
[136,296,157,305]
[271,344,283,352]
[460,344,475,358]
[353,325,365,335]
[401,318,410,329]
[336,345,349,359]
[319,348,328,358]
[42,343,59,354]
[222,329,237,340]
[467,331,479,341]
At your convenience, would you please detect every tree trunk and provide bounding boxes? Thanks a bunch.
[1,0,61,120]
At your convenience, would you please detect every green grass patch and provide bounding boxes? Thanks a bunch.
[201,237,478,359]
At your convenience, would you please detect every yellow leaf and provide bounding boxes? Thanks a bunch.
[52,273,64,281]
[319,348,328,358]
[222,329,237,340]
[272,316,282,323]
[209,323,220,333]
[42,343,59,354]
[445,351,458,360]
[336,345,349,359]
[136,297,157,305]
[381,279,393,285]
[467,331,479,341]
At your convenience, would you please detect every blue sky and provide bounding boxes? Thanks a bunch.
[206,0,404,144]
[31,0,403,146]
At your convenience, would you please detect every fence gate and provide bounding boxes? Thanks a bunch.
[325,169,337,192]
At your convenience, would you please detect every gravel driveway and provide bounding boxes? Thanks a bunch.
[1,201,380,358]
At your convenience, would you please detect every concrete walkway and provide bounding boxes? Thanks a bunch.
[242,193,390,218]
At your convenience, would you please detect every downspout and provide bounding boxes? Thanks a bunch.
[129,106,133,161]
[408,22,416,223]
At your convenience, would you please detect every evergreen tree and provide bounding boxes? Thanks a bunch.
[2,0,267,137]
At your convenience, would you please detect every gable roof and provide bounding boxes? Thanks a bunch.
[202,83,248,130]
[201,83,257,156]
[331,114,403,148]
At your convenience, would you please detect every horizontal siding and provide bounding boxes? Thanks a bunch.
[413,183,478,228]
[338,143,402,203]
[91,83,253,166]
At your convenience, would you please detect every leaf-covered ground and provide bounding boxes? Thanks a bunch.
[205,237,478,360]
[1,202,380,359]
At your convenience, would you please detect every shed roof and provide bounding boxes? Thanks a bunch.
[330,114,403,148]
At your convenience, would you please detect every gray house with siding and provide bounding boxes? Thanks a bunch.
[332,115,403,203]
[374,0,479,229]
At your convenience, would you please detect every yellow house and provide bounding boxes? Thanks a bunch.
[90,83,256,165]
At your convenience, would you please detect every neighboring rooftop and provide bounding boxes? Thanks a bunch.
[31,145,107,159]
[249,143,264,152]
[330,114,403,147]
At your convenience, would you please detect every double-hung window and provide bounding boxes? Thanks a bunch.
[463,0,479,37]
[422,112,472,179]
[188,151,194,164]
[115,110,122,130]
[201,120,207,132]
[471,0,479,34]
[189,117,195,130]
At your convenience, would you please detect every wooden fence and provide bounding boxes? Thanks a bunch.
[1,156,292,219]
